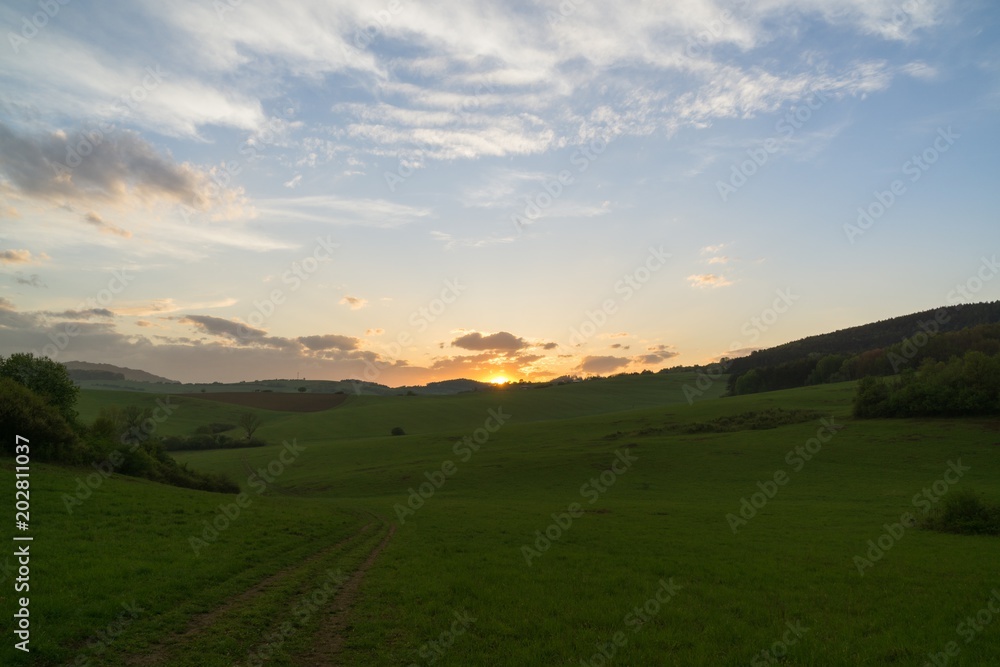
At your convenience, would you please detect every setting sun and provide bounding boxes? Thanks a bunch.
[490,376,509,385]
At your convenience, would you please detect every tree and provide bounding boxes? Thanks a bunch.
[0,378,86,462]
[238,412,261,442]
[297,386,307,392]
[0,353,79,421]
[852,375,891,418]
[733,369,763,395]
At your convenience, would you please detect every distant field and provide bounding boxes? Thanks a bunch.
[183,391,349,412]
[7,374,1000,665]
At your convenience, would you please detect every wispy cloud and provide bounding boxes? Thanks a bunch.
[339,295,367,310]
[0,249,48,264]
[256,195,431,228]
[84,212,131,238]
[687,273,733,289]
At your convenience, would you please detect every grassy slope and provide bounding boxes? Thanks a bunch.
[0,459,368,666]
[5,374,1000,665]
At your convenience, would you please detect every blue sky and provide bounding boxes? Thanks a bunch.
[0,0,998,384]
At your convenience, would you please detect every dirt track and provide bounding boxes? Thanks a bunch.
[125,517,394,666]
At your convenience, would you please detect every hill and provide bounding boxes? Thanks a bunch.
[726,300,1000,376]
[399,378,493,395]
[64,360,180,384]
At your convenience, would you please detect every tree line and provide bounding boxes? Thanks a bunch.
[0,353,238,493]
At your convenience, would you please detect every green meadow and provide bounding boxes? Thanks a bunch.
[4,372,1000,665]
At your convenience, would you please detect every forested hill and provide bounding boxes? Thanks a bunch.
[726,301,1000,376]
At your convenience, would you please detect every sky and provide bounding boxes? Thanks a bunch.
[0,0,998,386]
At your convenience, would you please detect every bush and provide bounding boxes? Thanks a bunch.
[852,376,891,418]
[921,489,1000,536]
[853,351,1000,418]
[391,426,406,436]
[298,386,307,392]
[683,408,822,434]
[0,378,88,463]
[0,353,79,422]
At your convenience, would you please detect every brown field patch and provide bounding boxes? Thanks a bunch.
[183,391,348,412]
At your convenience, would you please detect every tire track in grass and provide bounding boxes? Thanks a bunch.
[124,521,374,666]
[292,523,397,666]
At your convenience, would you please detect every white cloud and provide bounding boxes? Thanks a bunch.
[687,273,733,288]
[0,249,48,265]
[256,195,431,228]
[339,295,367,310]
[0,0,949,160]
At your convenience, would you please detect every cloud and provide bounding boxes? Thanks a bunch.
[181,316,311,352]
[0,297,397,383]
[182,314,266,342]
[430,229,516,250]
[13,274,46,288]
[256,195,430,228]
[452,331,527,352]
[427,349,544,379]
[114,298,237,317]
[634,344,679,365]
[296,334,359,351]
[707,256,729,264]
[84,212,132,238]
[0,1,946,175]
[44,308,115,320]
[338,101,558,161]
[580,355,631,374]
[0,123,215,210]
[0,298,42,329]
[541,342,558,350]
[687,273,733,288]
[366,328,384,336]
[713,347,761,362]
[0,249,48,265]
[430,231,457,250]
[339,296,367,310]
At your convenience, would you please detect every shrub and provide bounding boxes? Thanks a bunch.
[391,426,406,436]
[0,378,88,462]
[852,376,891,418]
[298,386,307,392]
[683,408,822,434]
[160,434,265,451]
[853,351,1000,418]
[0,353,79,422]
[921,489,1000,536]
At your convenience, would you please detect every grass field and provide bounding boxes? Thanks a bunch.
[4,372,1000,665]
